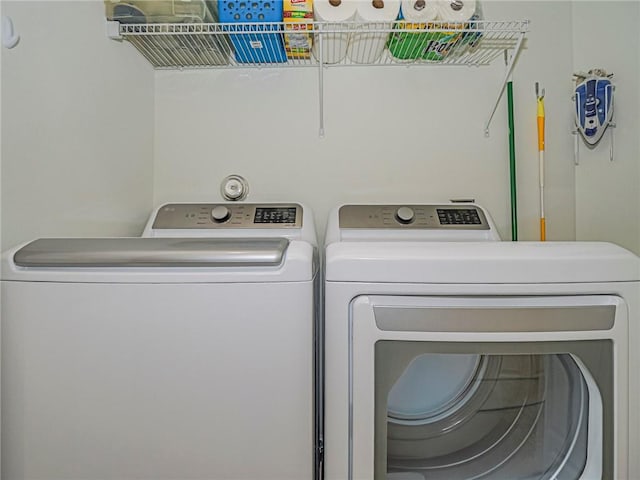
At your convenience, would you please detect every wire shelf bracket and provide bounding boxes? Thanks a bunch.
[483,32,526,137]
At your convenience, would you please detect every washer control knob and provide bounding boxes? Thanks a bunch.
[395,206,415,224]
[211,205,231,223]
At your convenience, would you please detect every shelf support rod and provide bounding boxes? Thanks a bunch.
[318,25,325,138]
[484,31,526,137]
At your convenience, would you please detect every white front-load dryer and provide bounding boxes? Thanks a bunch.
[1,202,319,480]
[323,203,640,480]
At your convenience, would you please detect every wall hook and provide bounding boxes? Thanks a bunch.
[2,15,20,49]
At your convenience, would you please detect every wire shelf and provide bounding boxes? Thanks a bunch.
[108,19,527,136]
[113,20,528,69]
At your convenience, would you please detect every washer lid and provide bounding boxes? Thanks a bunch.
[13,238,290,268]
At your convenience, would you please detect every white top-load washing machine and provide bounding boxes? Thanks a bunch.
[323,203,640,480]
[2,202,319,480]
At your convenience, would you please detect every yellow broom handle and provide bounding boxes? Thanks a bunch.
[537,96,545,241]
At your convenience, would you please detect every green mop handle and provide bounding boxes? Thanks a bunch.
[507,80,518,241]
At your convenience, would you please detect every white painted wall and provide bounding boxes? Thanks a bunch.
[572,1,640,255]
[153,1,576,241]
[1,1,155,249]
[0,1,637,253]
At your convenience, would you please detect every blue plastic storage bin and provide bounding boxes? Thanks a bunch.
[218,0,287,63]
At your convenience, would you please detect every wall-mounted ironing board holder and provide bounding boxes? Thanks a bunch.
[572,69,615,165]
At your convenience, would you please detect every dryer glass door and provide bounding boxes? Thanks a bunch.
[349,295,627,480]
[377,344,605,480]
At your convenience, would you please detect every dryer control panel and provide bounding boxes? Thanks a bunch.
[152,203,303,229]
[339,205,490,230]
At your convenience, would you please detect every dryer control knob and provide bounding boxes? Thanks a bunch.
[396,207,415,224]
[211,206,231,223]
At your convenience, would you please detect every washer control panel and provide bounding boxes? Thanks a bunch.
[339,205,489,230]
[152,203,303,229]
